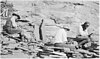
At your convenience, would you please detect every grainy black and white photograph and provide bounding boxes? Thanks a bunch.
[0,0,99,59]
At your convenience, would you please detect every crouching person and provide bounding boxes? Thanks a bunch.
[3,13,24,42]
[54,25,78,50]
[76,22,93,48]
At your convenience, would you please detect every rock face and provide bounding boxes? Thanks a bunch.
[1,0,99,42]
[0,0,99,58]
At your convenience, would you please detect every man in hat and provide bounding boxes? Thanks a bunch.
[3,13,22,34]
[2,13,25,42]
[76,21,93,48]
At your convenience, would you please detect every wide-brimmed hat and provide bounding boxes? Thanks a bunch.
[12,13,21,19]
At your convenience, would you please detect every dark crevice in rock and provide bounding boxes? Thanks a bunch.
[43,1,57,5]
[39,19,44,40]
[50,17,57,23]
[64,2,84,6]
[64,2,72,4]
[93,2,99,5]
[73,3,84,6]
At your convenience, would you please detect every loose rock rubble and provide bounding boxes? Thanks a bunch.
[0,0,99,59]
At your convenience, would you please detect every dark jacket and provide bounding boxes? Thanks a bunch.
[3,18,21,34]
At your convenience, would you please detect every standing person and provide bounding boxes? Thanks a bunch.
[76,22,93,48]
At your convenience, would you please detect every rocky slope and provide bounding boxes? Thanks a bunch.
[8,0,99,41]
[0,0,99,58]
